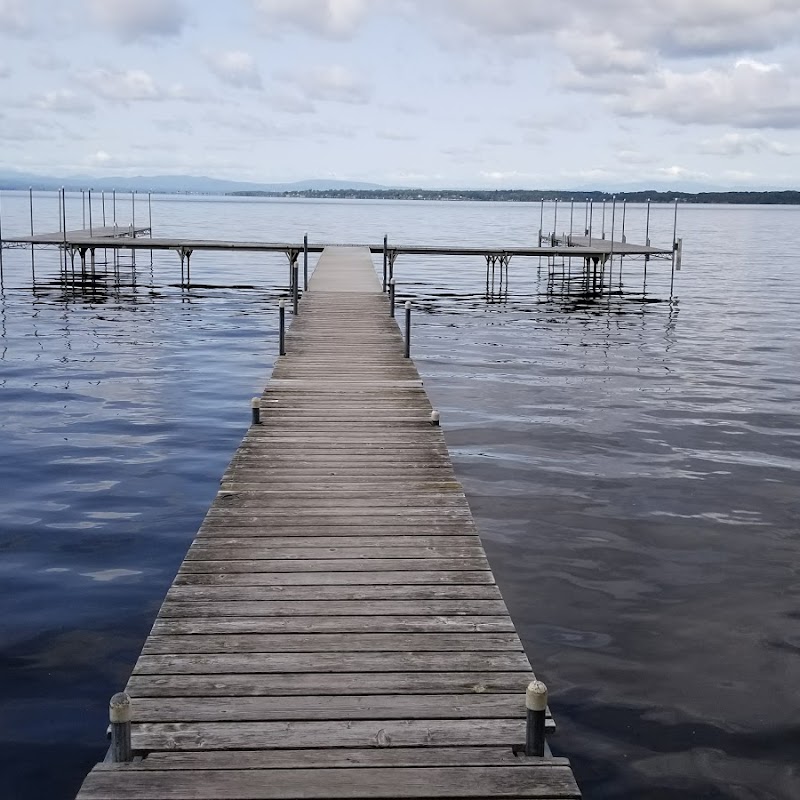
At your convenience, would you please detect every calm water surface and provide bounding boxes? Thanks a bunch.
[0,194,798,799]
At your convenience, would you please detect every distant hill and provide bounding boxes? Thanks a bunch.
[0,170,388,194]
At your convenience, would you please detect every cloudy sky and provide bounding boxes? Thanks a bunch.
[1,0,799,189]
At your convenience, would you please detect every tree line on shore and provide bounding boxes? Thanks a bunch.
[229,188,800,204]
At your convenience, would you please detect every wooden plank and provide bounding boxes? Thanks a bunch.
[128,748,572,770]
[157,599,506,616]
[151,616,515,635]
[191,535,483,547]
[133,651,532,675]
[164,584,502,602]
[141,632,522,654]
[173,571,495,587]
[129,694,543,722]
[185,545,485,561]
[126,671,535,697]
[128,719,536,751]
[177,559,491,574]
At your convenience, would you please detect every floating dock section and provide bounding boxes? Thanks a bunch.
[74,246,581,799]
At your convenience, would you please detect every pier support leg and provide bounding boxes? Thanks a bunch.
[279,299,286,356]
[404,301,411,358]
[525,681,547,757]
[389,278,396,317]
[382,234,388,292]
[303,233,308,291]
[109,693,132,763]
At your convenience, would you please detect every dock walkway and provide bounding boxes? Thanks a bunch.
[74,247,581,799]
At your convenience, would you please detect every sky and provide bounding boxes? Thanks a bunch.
[1,0,799,190]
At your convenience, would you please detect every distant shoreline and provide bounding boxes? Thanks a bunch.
[227,188,800,205]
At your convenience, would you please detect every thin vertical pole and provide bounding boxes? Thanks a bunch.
[382,234,387,292]
[88,188,93,236]
[82,189,86,229]
[552,198,558,245]
[0,190,4,284]
[62,188,68,272]
[292,259,299,315]
[584,198,589,235]
[148,192,152,237]
[643,198,651,293]
[538,198,544,243]
[102,191,106,226]
[404,301,411,358]
[569,198,574,239]
[29,187,35,281]
[588,200,593,246]
[113,190,117,228]
[670,197,678,297]
[601,199,606,239]
[303,233,308,290]
[279,299,286,355]
[131,192,135,233]
[609,196,616,293]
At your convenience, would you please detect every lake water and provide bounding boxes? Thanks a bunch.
[0,192,798,800]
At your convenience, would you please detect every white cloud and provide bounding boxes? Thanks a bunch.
[80,68,164,102]
[617,59,800,129]
[86,0,187,41]
[699,132,795,156]
[253,0,370,38]
[36,89,95,115]
[204,50,262,90]
[0,0,31,36]
[287,65,371,104]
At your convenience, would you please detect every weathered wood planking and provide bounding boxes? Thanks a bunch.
[75,246,580,800]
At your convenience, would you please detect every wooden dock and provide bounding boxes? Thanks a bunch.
[73,246,581,800]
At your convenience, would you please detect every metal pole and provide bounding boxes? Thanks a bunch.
[109,693,132,763]
[670,198,679,297]
[101,191,106,227]
[601,199,606,239]
[609,196,616,293]
[538,198,544,244]
[569,198,574,241]
[525,681,547,757]
[382,234,387,292]
[131,191,135,233]
[279,299,286,356]
[88,188,93,236]
[29,187,35,281]
[588,200,593,246]
[61,187,68,272]
[404,301,411,358]
[0,190,4,284]
[644,198,651,292]
[292,260,299,315]
[148,192,152,237]
[82,189,85,229]
[113,189,117,227]
[389,278,395,317]
[552,198,558,245]
[303,232,308,290]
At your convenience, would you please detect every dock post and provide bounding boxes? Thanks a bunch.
[279,299,286,356]
[109,692,132,763]
[29,186,35,282]
[132,191,136,231]
[382,234,388,292]
[292,258,299,316]
[608,195,616,293]
[389,278,395,317]
[251,397,261,425]
[61,187,68,273]
[88,188,93,237]
[404,301,411,358]
[525,681,548,757]
[303,233,308,290]
[0,189,4,284]
[148,192,153,237]
[430,410,440,426]
[670,197,679,297]
[82,189,86,229]
[601,199,606,239]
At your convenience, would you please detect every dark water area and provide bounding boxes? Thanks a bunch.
[0,193,798,799]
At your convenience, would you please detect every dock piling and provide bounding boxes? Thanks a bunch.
[430,409,440,426]
[404,300,411,358]
[279,299,286,355]
[250,397,261,425]
[382,233,388,291]
[303,233,308,290]
[525,681,548,757]
[292,259,299,315]
[28,187,35,282]
[389,277,396,317]
[109,692,132,763]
